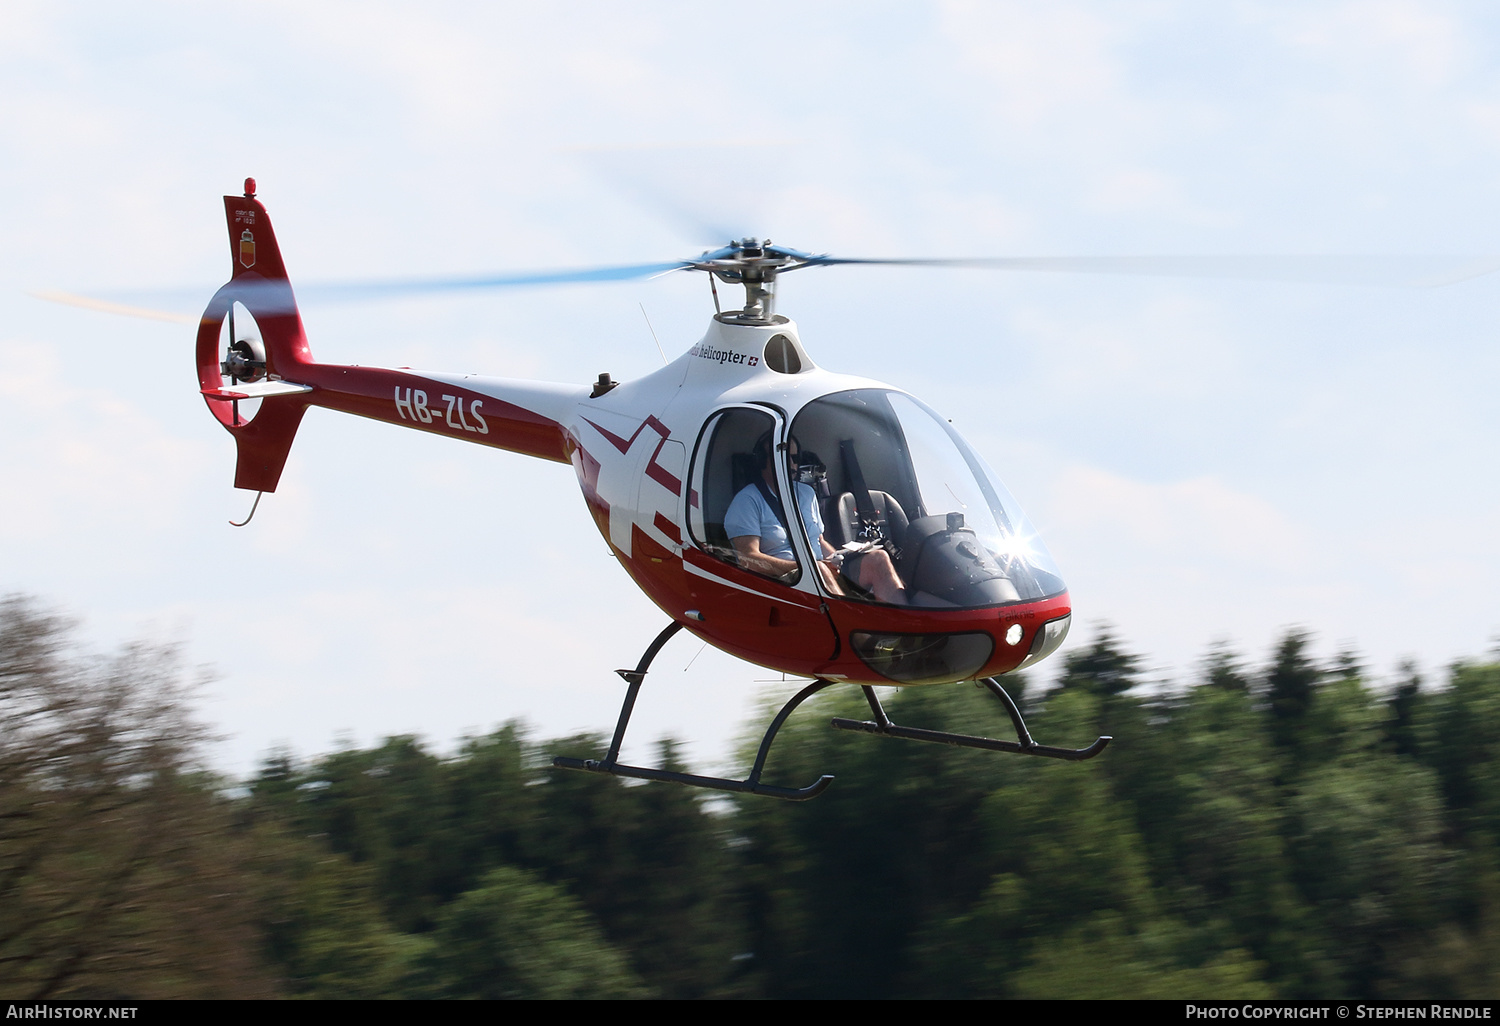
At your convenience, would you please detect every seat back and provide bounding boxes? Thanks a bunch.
[832,490,909,550]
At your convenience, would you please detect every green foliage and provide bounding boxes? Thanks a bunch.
[1265,629,1321,761]
[731,642,1500,999]
[1424,662,1500,844]
[1385,660,1424,758]
[1013,913,1272,1000]
[731,682,1025,997]
[252,727,749,998]
[11,591,1500,999]
[246,821,417,998]
[1133,685,1309,987]
[1201,639,1252,692]
[1385,860,1500,998]
[1056,624,1142,696]
[1285,754,1453,995]
[0,595,277,999]
[278,735,454,933]
[414,865,648,999]
[525,737,751,997]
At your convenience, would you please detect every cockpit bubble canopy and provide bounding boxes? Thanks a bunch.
[789,389,1065,608]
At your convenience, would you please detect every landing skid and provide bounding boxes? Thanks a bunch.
[552,621,836,801]
[553,623,1110,802]
[831,679,1111,761]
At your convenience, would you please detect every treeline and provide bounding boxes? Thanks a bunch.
[2,593,1499,998]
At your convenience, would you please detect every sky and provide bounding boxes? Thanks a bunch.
[2,1,1499,778]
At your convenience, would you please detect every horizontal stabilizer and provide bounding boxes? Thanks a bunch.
[202,381,315,402]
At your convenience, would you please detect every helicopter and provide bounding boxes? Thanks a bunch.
[198,178,1109,802]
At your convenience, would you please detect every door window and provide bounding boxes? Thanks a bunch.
[687,408,802,585]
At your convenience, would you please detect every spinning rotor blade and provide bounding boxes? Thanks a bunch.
[295,259,695,302]
[28,290,197,324]
[30,259,701,321]
[36,248,1500,326]
[569,141,792,246]
[772,250,1500,288]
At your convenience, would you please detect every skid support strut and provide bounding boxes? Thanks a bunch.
[831,678,1111,761]
[553,621,836,801]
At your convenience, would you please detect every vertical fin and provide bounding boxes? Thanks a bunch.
[197,179,313,494]
[223,178,290,282]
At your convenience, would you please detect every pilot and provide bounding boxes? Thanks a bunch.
[725,433,906,604]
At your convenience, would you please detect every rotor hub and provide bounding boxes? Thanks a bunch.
[689,238,821,324]
[221,336,267,383]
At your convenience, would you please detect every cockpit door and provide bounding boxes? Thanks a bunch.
[682,405,838,667]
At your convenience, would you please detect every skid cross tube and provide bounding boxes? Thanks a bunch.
[553,621,836,801]
[831,678,1111,761]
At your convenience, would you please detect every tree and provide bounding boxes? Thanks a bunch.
[1423,660,1500,844]
[0,595,275,998]
[415,865,647,999]
[731,682,1020,998]
[1012,912,1272,1000]
[1386,660,1424,758]
[1056,624,1142,696]
[1264,629,1321,760]
[1135,684,1314,991]
[1200,639,1252,692]
[246,820,417,998]
[1284,755,1453,996]
[286,735,452,933]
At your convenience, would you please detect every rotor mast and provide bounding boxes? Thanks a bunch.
[689,238,820,324]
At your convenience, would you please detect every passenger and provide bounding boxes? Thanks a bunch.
[726,433,906,604]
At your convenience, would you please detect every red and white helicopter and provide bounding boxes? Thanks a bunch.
[199,179,1108,801]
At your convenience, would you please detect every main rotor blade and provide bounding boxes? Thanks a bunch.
[781,253,1500,288]
[28,290,198,324]
[569,141,789,246]
[30,259,698,321]
[297,260,693,301]
[37,249,1500,327]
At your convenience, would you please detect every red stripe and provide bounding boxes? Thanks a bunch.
[653,511,681,543]
[582,414,684,494]
[681,548,825,609]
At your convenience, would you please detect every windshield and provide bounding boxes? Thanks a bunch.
[788,389,1065,608]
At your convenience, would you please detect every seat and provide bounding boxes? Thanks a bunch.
[831,490,909,551]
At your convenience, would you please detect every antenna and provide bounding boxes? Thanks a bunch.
[639,303,667,365]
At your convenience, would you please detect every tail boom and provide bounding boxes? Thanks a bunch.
[290,365,577,465]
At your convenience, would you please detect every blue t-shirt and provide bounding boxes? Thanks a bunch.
[724,482,824,562]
